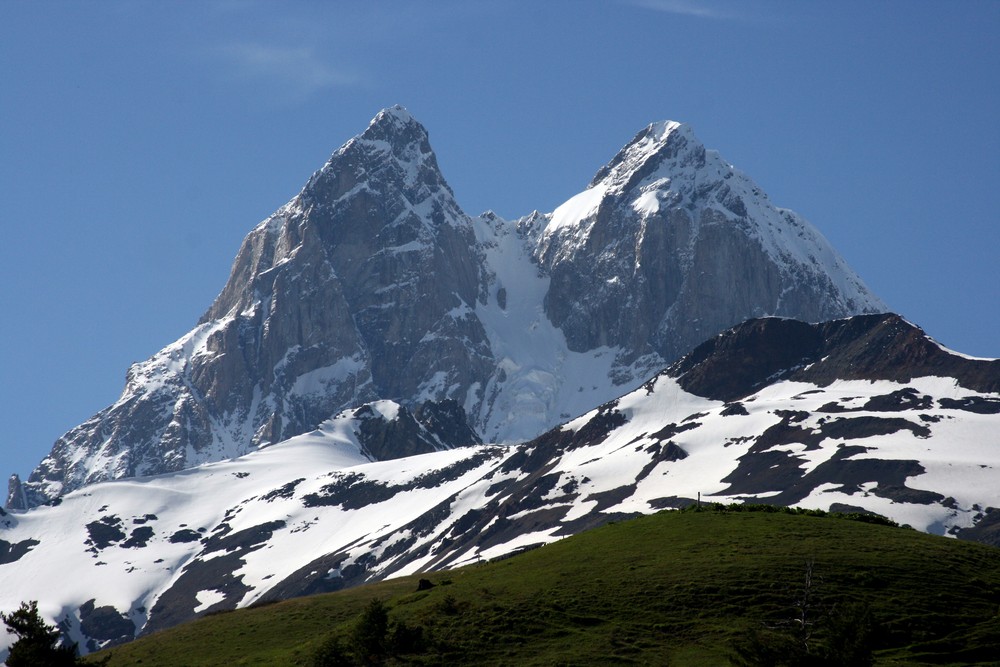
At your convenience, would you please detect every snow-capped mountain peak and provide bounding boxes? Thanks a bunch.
[531,118,884,370]
[367,103,419,133]
[590,119,695,191]
[303,104,458,215]
[13,109,885,509]
[540,120,696,241]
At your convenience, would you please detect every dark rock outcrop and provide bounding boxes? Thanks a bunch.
[672,314,1000,401]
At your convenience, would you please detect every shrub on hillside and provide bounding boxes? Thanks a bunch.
[312,598,428,666]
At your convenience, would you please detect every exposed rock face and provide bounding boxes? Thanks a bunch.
[6,475,25,511]
[528,121,883,364]
[13,108,885,507]
[17,108,493,507]
[671,314,1000,401]
[351,400,482,462]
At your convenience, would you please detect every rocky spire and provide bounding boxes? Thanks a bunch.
[589,120,702,193]
[6,474,26,511]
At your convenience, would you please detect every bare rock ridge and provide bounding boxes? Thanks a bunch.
[671,314,1000,402]
[10,106,885,508]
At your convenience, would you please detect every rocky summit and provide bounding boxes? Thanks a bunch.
[10,106,884,508]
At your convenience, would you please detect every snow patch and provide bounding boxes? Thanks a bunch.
[544,184,608,235]
[193,590,226,614]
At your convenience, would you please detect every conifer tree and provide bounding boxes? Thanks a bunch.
[1,601,79,667]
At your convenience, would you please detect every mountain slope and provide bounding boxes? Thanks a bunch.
[89,509,1000,666]
[2,313,997,657]
[10,108,884,508]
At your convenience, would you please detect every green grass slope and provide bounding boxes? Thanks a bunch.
[88,508,1000,666]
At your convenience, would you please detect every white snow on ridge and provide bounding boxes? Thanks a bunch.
[3,369,1000,659]
[122,315,234,398]
[471,213,650,443]
[544,183,608,236]
[370,104,416,129]
[632,190,661,216]
[545,373,1000,530]
[929,336,999,362]
[368,400,400,422]
[0,424,504,657]
[532,118,885,315]
[290,355,367,399]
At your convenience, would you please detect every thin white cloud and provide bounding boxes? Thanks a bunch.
[217,42,360,98]
[627,0,743,21]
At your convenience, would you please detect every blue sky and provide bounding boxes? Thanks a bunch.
[2,0,998,483]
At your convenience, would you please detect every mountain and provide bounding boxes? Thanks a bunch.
[9,107,884,509]
[2,313,998,657]
[526,120,881,363]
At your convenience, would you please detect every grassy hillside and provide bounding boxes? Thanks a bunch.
[88,507,1000,666]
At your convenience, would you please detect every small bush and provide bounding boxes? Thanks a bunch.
[350,599,389,664]
[435,593,460,615]
[312,636,352,667]
[386,618,424,654]
[312,598,430,666]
